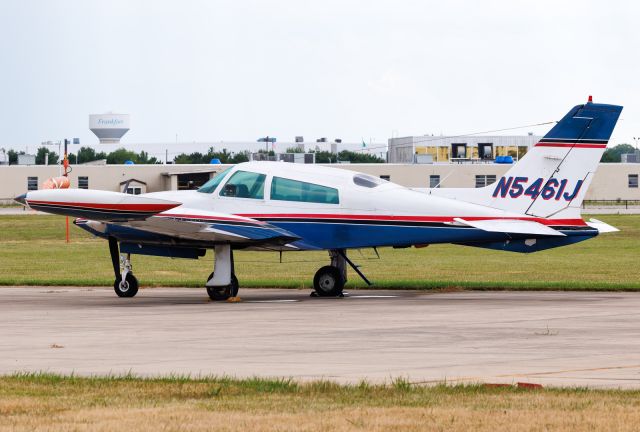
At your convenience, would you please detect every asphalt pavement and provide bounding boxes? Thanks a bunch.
[1,287,639,388]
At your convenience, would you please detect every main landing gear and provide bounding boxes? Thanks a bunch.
[206,274,239,301]
[105,239,370,301]
[109,237,139,298]
[206,244,239,301]
[312,249,372,297]
[108,237,238,300]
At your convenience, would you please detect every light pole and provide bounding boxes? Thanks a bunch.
[257,136,276,154]
[42,138,79,243]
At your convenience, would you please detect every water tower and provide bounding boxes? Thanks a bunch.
[89,113,130,143]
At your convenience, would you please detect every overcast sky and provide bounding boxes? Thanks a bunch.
[1,0,639,155]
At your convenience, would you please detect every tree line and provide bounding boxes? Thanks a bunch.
[4,146,386,165]
[4,147,269,165]
[173,147,386,163]
[6,147,159,165]
[600,144,638,162]
[6,143,633,165]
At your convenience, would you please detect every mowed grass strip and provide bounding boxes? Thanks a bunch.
[0,214,638,289]
[1,374,640,432]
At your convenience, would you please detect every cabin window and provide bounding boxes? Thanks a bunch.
[78,176,89,189]
[27,177,38,191]
[629,174,639,188]
[353,173,384,188]
[271,177,339,204]
[429,175,440,188]
[198,168,231,194]
[379,175,391,181]
[220,170,266,199]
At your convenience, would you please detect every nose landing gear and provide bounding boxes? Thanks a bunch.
[109,237,139,298]
[114,271,139,298]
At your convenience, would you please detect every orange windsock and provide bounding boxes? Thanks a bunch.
[42,176,71,189]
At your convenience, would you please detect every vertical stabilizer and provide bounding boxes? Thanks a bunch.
[431,100,622,219]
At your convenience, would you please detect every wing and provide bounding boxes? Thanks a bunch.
[77,207,301,247]
[123,207,301,245]
[18,189,181,221]
[21,189,301,247]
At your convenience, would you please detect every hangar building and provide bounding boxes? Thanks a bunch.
[388,134,541,163]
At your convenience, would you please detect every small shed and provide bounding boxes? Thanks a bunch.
[119,178,147,195]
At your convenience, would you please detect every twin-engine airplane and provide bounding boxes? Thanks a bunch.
[16,99,622,300]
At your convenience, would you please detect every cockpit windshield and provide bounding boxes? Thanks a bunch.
[219,171,266,199]
[197,168,232,194]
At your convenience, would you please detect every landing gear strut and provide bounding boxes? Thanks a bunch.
[206,244,239,301]
[312,249,372,297]
[109,237,139,298]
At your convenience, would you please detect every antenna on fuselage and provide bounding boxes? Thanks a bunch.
[429,170,456,193]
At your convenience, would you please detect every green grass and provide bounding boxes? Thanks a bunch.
[1,373,640,431]
[3,371,637,402]
[0,214,639,290]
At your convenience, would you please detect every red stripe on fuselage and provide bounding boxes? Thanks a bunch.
[237,213,588,227]
[69,209,587,228]
[27,200,178,212]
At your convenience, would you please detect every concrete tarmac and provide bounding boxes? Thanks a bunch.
[1,287,639,388]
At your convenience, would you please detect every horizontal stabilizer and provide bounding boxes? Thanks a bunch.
[586,218,619,233]
[452,217,566,237]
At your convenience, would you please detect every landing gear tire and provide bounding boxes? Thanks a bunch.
[313,266,345,297]
[206,273,239,301]
[114,273,139,298]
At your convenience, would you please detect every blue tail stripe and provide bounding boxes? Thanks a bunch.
[543,102,623,142]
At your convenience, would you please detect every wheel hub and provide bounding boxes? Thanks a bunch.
[318,274,335,291]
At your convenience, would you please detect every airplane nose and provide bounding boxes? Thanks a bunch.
[14,193,27,206]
